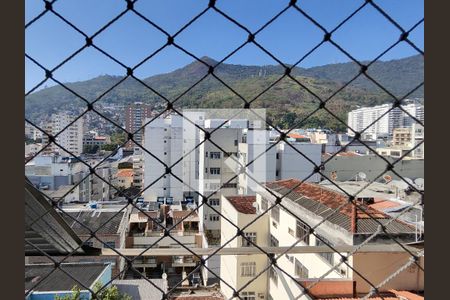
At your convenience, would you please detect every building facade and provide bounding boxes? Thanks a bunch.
[41,113,85,156]
[125,102,152,149]
[347,101,424,139]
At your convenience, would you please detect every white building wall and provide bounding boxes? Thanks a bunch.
[199,127,242,233]
[143,115,200,202]
[347,101,424,138]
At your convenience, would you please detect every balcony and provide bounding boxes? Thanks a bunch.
[132,257,157,268]
[172,256,196,267]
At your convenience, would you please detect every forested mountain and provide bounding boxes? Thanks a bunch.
[25,55,423,130]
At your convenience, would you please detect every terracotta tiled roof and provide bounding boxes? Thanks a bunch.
[319,291,424,300]
[390,290,424,300]
[370,199,401,211]
[288,133,309,139]
[226,196,257,214]
[266,179,385,219]
[318,297,398,300]
[265,179,414,234]
[117,169,133,178]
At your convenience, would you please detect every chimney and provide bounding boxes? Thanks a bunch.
[351,204,357,233]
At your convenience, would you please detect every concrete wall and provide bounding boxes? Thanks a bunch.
[278,142,322,183]
[322,155,424,181]
[352,252,424,294]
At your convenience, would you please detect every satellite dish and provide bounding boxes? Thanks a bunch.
[404,178,414,187]
[415,178,424,188]
[357,172,367,181]
[252,202,258,208]
[383,174,392,183]
[162,273,167,280]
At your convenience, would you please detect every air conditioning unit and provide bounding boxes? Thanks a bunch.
[258,293,265,299]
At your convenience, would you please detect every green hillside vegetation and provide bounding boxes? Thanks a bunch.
[25,55,423,131]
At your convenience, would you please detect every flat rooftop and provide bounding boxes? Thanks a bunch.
[60,209,126,235]
[25,263,108,292]
[113,279,167,300]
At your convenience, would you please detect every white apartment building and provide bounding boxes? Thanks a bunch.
[198,120,244,240]
[347,101,424,139]
[143,115,186,202]
[25,122,42,140]
[220,179,424,299]
[237,129,277,195]
[41,113,84,156]
[132,147,145,190]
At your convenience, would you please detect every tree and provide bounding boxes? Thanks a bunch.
[55,283,131,300]
[94,282,132,300]
[110,131,127,145]
[101,144,119,152]
[118,162,133,169]
[55,286,82,300]
[83,144,100,154]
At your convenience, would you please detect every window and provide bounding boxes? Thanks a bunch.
[295,259,309,278]
[270,235,279,247]
[222,182,237,188]
[234,139,238,146]
[208,198,220,206]
[240,262,256,277]
[271,205,280,223]
[296,219,310,245]
[104,241,116,249]
[84,241,94,247]
[210,152,221,159]
[240,292,256,300]
[242,232,257,247]
[269,266,278,286]
[205,151,208,158]
[285,254,294,263]
[316,236,334,265]
[288,227,295,236]
[210,168,221,175]
[209,214,220,222]
[261,198,268,211]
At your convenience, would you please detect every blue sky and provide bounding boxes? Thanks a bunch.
[25,0,423,92]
